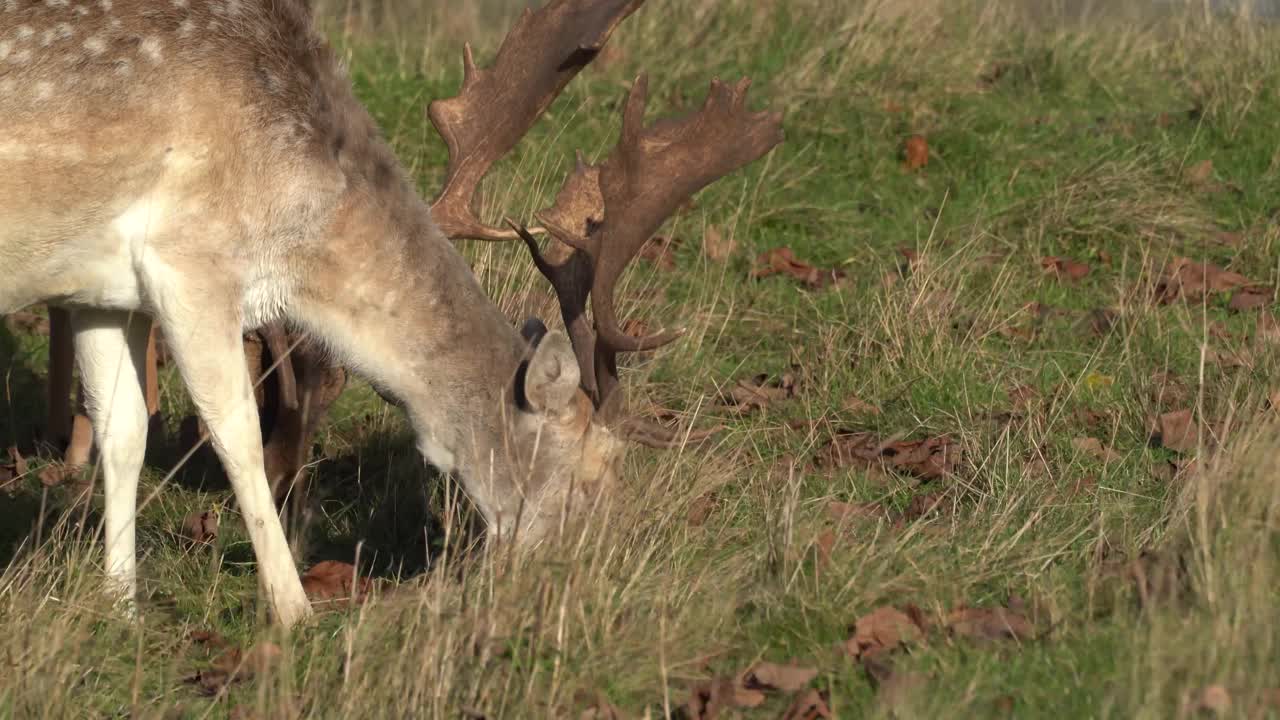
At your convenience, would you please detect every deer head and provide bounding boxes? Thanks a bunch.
[425,0,784,541]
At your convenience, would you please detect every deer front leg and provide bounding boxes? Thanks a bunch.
[145,284,311,627]
[71,309,152,608]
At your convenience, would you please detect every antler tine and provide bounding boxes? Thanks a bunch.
[589,75,785,354]
[428,0,646,242]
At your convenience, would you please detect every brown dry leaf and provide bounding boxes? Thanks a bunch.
[1156,409,1200,453]
[687,492,716,527]
[903,134,929,170]
[742,661,818,693]
[945,605,1035,642]
[842,394,880,415]
[36,461,81,488]
[750,247,846,290]
[1191,684,1232,715]
[719,369,801,412]
[702,225,737,263]
[827,500,887,525]
[0,446,28,492]
[900,491,949,523]
[815,431,959,481]
[845,606,925,659]
[1153,258,1254,304]
[780,689,832,719]
[814,529,837,567]
[301,561,372,605]
[683,675,765,719]
[1149,371,1190,409]
[1185,158,1214,186]
[189,641,282,696]
[4,310,50,336]
[1071,437,1121,464]
[638,235,680,270]
[1258,314,1280,345]
[1212,230,1244,247]
[181,511,218,546]
[1008,384,1039,412]
[1040,256,1091,282]
[1228,285,1271,312]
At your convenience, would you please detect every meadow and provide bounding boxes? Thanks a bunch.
[2,0,1279,717]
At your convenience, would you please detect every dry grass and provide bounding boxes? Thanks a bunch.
[3,0,1280,717]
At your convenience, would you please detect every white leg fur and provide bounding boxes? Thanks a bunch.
[71,308,151,609]
[143,271,312,627]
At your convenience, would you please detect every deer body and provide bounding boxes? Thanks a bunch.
[2,0,781,629]
[2,0,613,626]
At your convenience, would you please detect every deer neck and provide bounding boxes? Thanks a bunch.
[291,181,525,479]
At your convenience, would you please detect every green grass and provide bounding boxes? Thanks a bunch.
[3,0,1280,717]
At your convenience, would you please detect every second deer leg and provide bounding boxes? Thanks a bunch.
[71,308,153,608]
[145,283,310,627]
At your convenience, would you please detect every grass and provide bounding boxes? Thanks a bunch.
[3,0,1280,717]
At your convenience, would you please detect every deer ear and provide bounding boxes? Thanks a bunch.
[521,329,581,416]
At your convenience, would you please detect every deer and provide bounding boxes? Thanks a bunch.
[45,312,343,544]
[0,0,782,627]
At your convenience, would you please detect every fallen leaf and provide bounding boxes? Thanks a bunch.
[683,675,765,719]
[36,462,84,489]
[1156,409,1200,453]
[750,247,846,290]
[741,661,818,693]
[0,446,28,492]
[827,500,887,525]
[638,235,680,270]
[301,561,372,606]
[814,529,837,566]
[1258,314,1280,345]
[904,134,929,170]
[1212,230,1244,247]
[1072,437,1121,464]
[181,511,218,545]
[1040,256,1091,282]
[1192,684,1232,715]
[945,604,1035,642]
[687,492,716,527]
[718,369,801,412]
[1008,384,1039,412]
[900,491,949,522]
[702,225,737,263]
[780,689,832,719]
[1153,258,1254,304]
[1228,285,1271,312]
[1185,158,1214,186]
[842,394,880,415]
[845,606,925,659]
[815,431,959,481]
[1149,371,1191,409]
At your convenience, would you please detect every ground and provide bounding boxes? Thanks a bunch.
[1,0,1279,718]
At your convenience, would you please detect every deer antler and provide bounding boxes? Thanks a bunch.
[518,75,784,446]
[427,0,645,241]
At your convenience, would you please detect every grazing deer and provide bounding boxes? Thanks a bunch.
[0,0,781,627]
